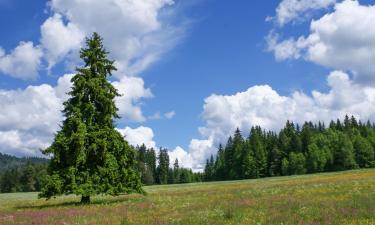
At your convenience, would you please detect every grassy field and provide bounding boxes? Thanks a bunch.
[0,169,374,225]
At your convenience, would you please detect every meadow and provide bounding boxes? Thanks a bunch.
[0,169,374,225]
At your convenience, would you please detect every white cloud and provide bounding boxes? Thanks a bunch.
[1,0,185,80]
[164,111,176,119]
[268,0,375,84]
[117,126,157,150]
[266,31,317,61]
[40,13,84,71]
[0,74,72,156]
[148,111,175,120]
[0,42,43,79]
[148,112,162,120]
[42,0,183,77]
[272,0,336,26]
[168,146,194,170]
[112,76,153,122]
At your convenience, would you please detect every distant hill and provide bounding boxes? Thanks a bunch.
[0,152,49,171]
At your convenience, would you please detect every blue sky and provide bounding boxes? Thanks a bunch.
[1,0,375,170]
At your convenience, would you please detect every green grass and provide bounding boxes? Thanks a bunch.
[0,169,375,225]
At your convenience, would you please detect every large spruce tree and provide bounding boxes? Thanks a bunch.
[39,33,143,203]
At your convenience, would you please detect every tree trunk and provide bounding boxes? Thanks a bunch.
[80,195,90,204]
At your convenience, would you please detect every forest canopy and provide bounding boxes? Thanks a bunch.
[204,115,375,181]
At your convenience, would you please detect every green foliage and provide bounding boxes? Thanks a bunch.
[1,168,21,193]
[353,136,374,168]
[307,143,327,172]
[136,144,156,185]
[242,149,257,178]
[288,152,306,175]
[333,133,357,170]
[157,148,169,184]
[281,158,289,176]
[249,127,267,178]
[0,161,47,193]
[20,162,36,192]
[39,33,143,201]
[204,115,375,181]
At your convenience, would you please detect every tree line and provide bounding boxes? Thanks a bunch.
[0,162,47,193]
[204,115,375,181]
[0,145,202,193]
[135,145,202,185]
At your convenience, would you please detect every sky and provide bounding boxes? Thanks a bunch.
[1,0,375,171]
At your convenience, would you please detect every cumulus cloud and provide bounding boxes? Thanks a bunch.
[112,76,153,122]
[117,126,157,150]
[271,0,336,26]
[0,74,72,156]
[168,146,194,169]
[268,0,375,84]
[1,0,185,80]
[0,42,43,79]
[266,31,317,61]
[42,0,183,77]
[40,13,84,71]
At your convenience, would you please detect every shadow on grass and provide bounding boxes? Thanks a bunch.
[15,194,145,210]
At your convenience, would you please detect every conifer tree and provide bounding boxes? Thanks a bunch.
[288,152,306,175]
[249,127,267,178]
[353,136,374,168]
[20,162,36,192]
[39,33,143,203]
[214,144,225,180]
[224,136,234,179]
[243,147,257,178]
[268,145,282,176]
[333,133,357,170]
[232,128,244,178]
[145,148,157,182]
[157,148,169,184]
[173,159,180,183]
[307,143,327,173]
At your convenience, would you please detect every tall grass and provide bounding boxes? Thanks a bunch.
[0,169,374,225]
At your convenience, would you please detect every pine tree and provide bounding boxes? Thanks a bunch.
[157,148,169,184]
[0,168,20,193]
[137,144,147,163]
[232,128,244,179]
[214,144,225,180]
[146,148,157,183]
[173,159,180,183]
[307,143,327,173]
[281,158,289,176]
[268,145,282,176]
[242,147,257,179]
[250,127,267,178]
[204,159,212,181]
[301,122,313,153]
[39,33,143,203]
[353,136,374,168]
[20,162,36,192]
[224,136,234,179]
[288,152,306,175]
[333,133,357,170]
